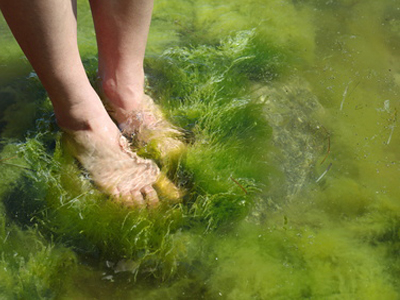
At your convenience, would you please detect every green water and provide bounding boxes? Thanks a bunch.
[1,0,399,299]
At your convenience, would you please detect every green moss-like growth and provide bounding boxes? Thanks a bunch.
[2,0,399,298]
[0,202,77,300]
[204,220,399,300]
[0,30,274,282]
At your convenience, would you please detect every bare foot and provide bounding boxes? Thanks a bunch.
[99,79,186,162]
[115,95,186,160]
[61,114,180,207]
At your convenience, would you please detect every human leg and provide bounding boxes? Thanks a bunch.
[89,0,153,120]
[0,0,94,129]
[0,0,164,206]
[89,0,185,162]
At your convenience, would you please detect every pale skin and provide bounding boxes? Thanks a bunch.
[0,0,174,207]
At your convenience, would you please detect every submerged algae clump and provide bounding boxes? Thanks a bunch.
[146,29,274,227]
[204,219,399,300]
[149,0,316,65]
[0,29,275,282]
[0,202,77,300]
[2,132,190,280]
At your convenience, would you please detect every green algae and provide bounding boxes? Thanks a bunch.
[0,201,77,300]
[204,221,398,300]
[0,26,275,292]
[1,0,400,299]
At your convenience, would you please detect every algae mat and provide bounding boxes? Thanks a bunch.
[0,0,399,299]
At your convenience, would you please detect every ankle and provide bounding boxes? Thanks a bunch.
[54,99,108,131]
[99,70,145,112]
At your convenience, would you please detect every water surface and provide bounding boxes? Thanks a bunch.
[0,0,399,299]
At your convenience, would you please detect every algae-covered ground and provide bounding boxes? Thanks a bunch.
[0,0,400,299]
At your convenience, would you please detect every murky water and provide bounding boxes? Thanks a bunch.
[1,0,399,299]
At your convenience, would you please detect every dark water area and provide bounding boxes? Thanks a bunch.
[1,0,400,299]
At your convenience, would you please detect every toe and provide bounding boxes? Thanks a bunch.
[121,194,135,207]
[154,173,182,202]
[141,185,159,208]
[131,191,146,207]
[111,187,120,197]
[111,187,122,204]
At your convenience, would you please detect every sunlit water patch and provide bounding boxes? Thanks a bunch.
[0,0,399,299]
